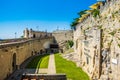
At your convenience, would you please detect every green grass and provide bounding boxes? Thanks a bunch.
[55,53,90,80]
[26,54,49,69]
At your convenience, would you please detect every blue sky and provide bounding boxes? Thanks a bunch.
[0,0,97,39]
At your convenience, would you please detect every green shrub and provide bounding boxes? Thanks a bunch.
[66,40,74,49]
[92,9,100,18]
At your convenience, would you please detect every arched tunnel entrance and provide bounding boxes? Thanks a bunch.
[12,53,17,71]
[43,41,59,53]
[50,44,59,53]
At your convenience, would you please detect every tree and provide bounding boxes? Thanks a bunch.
[66,40,74,49]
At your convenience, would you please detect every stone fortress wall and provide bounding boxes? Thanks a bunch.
[74,0,120,80]
[23,28,52,38]
[0,38,53,80]
[52,30,73,52]
[52,30,73,43]
[0,28,73,80]
[1,0,120,79]
[24,28,73,52]
[24,28,73,51]
[23,28,73,43]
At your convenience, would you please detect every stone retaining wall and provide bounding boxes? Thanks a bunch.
[0,37,53,80]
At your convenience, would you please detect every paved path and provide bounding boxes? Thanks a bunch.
[37,69,48,74]
[47,53,56,74]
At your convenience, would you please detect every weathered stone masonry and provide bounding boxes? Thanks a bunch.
[74,0,120,80]
[0,38,53,80]
[0,28,73,80]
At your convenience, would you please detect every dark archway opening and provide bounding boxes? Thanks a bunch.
[40,50,43,54]
[12,53,17,71]
[50,44,59,53]
[31,51,34,56]
[33,34,36,38]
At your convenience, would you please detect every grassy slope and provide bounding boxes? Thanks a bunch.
[26,54,49,69]
[55,53,90,80]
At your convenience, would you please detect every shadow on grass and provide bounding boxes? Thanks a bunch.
[26,53,50,69]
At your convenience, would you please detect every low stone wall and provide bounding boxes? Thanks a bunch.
[21,74,67,80]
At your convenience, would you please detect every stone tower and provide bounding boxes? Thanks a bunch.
[24,28,29,38]
[29,28,33,38]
